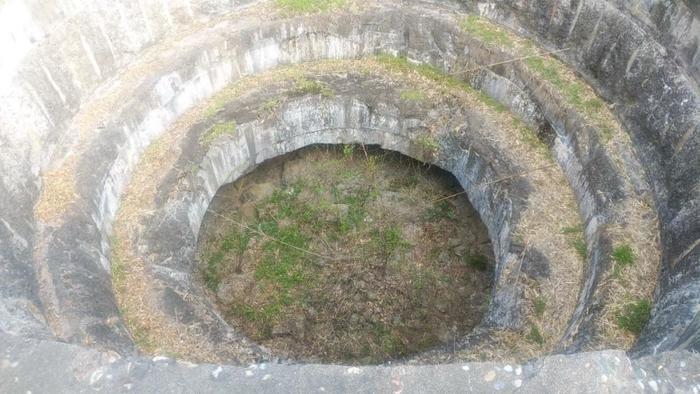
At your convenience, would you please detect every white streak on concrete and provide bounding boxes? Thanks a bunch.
[80,33,102,79]
[40,63,67,105]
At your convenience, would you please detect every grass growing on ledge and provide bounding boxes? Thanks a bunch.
[534,296,546,317]
[561,225,587,261]
[616,298,652,335]
[291,76,335,97]
[199,120,237,147]
[460,15,513,48]
[528,325,545,346]
[375,54,475,94]
[110,236,158,353]
[571,238,587,260]
[415,134,439,155]
[275,0,347,14]
[524,56,610,139]
[612,244,636,278]
[512,118,551,159]
[458,14,617,141]
[375,54,550,159]
[400,89,425,101]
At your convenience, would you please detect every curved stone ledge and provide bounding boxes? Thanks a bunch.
[471,0,699,354]
[1,332,698,393]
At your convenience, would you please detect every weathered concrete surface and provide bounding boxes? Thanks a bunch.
[470,0,700,355]
[0,0,697,388]
[5,0,653,355]
[1,332,699,393]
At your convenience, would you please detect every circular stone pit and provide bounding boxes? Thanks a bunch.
[2,0,699,391]
[197,145,493,363]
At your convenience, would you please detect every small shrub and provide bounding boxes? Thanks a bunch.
[365,155,379,177]
[616,298,651,335]
[612,244,635,277]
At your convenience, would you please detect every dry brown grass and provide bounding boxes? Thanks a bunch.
[595,196,660,349]
[111,106,231,362]
[34,155,78,222]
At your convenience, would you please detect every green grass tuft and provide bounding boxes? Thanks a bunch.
[616,298,651,335]
[400,89,425,101]
[612,244,636,278]
[528,325,545,345]
[460,15,513,47]
[342,144,354,159]
[561,225,588,261]
[204,226,251,290]
[291,76,335,97]
[375,54,474,93]
[571,238,587,261]
[423,200,457,222]
[261,98,282,114]
[275,0,346,14]
[534,296,546,317]
[524,55,614,141]
[560,225,582,234]
[199,120,237,147]
[415,135,439,154]
[372,224,409,260]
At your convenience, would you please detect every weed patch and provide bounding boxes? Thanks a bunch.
[528,325,545,345]
[291,76,335,97]
[275,0,347,14]
[534,297,546,317]
[616,298,651,335]
[612,244,635,278]
[460,15,513,47]
[400,89,425,101]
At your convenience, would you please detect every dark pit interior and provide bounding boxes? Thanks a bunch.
[197,145,493,363]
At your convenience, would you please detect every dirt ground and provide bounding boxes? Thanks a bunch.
[197,145,493,363]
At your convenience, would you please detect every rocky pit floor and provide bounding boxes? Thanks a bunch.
[196,145,493,364]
